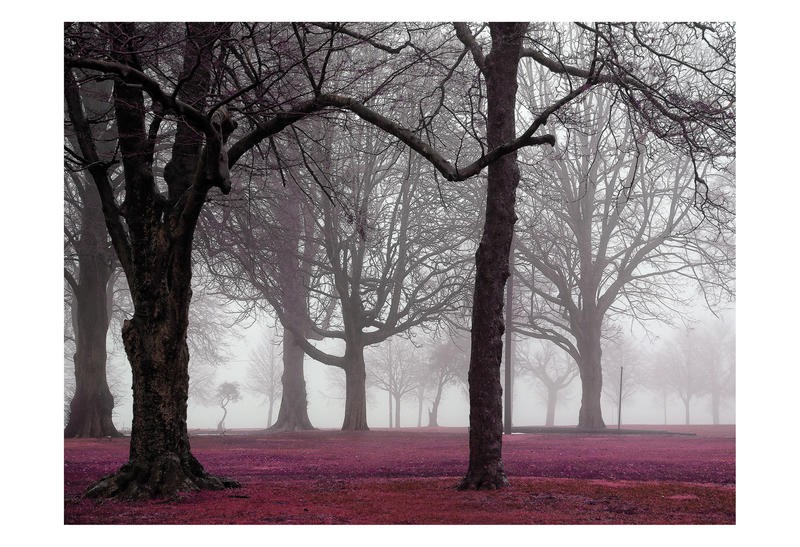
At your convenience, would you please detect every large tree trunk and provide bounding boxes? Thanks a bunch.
[504,243,514,434]
[576,319,606,429]
[272,183,315,431]
[86,273,238,499]
[459,23,527,490]
[271,329,314,431]
[65,160,121,439]
[342,346,369,430]
[84,23,238,499]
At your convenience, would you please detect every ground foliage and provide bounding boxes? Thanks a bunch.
[64,426,734,524]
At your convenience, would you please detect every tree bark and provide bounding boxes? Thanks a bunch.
[504,245,514,434]
[342,346,369,430]
[87,282,237,498]
[65,185,121,438]
[576,318,606,429]
[270,329,314,431]
[84,23,238,499]
[459,23,527,490]
[271,183,316,431]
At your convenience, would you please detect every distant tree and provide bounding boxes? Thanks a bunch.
[513,87,734,430]
[273,121,474,431]
[215,382,242,434]
[601,333,644,426]
[246,331,284,428]
[653,327,705,425]
[63,76,122,438]
[421,333,469,427]
[367,337,421,429]
[689,315,735,424]
[198,141,323,432]
[517,341,578,427]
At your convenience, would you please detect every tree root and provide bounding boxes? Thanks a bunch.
[457,468,510,491]
[85,453,240,500]
[268,421,316,433]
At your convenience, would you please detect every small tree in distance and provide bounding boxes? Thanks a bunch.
[215,382,242,434]
[422,333,469,427]
[602,333,644,426]
[246,333,283,429]
[517,341,578,427]
[367,337,420,429]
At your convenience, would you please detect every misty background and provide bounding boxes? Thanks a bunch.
[66,302,734,432]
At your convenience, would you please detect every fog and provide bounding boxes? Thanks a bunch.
[90,304,734,433]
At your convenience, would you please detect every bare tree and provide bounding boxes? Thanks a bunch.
[513,86,734,429]
[421,333,469,427]
[697,316,735,424]
[268,120,474,431]
[246,331,283,428]
[654,327,704,425]
[601,333,644,426]
[65,21,734,496]
[63,76,122,438]
[676,314,735,424]
[517,341,578,427]
[65,22,388,498]
[333,21,735,487]
[366,337,422,428]
[215,382,242,434]
[197,132,323,431]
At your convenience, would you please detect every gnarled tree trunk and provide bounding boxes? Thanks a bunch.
[87,238,238,498]
[459,23,528,490]
[82,23,239,499]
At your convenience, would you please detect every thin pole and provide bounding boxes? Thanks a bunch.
[617,366,624,432]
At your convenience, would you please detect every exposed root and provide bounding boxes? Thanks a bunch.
[85,453,240,500]
[457,469,510,491]
[268,422,316,433]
